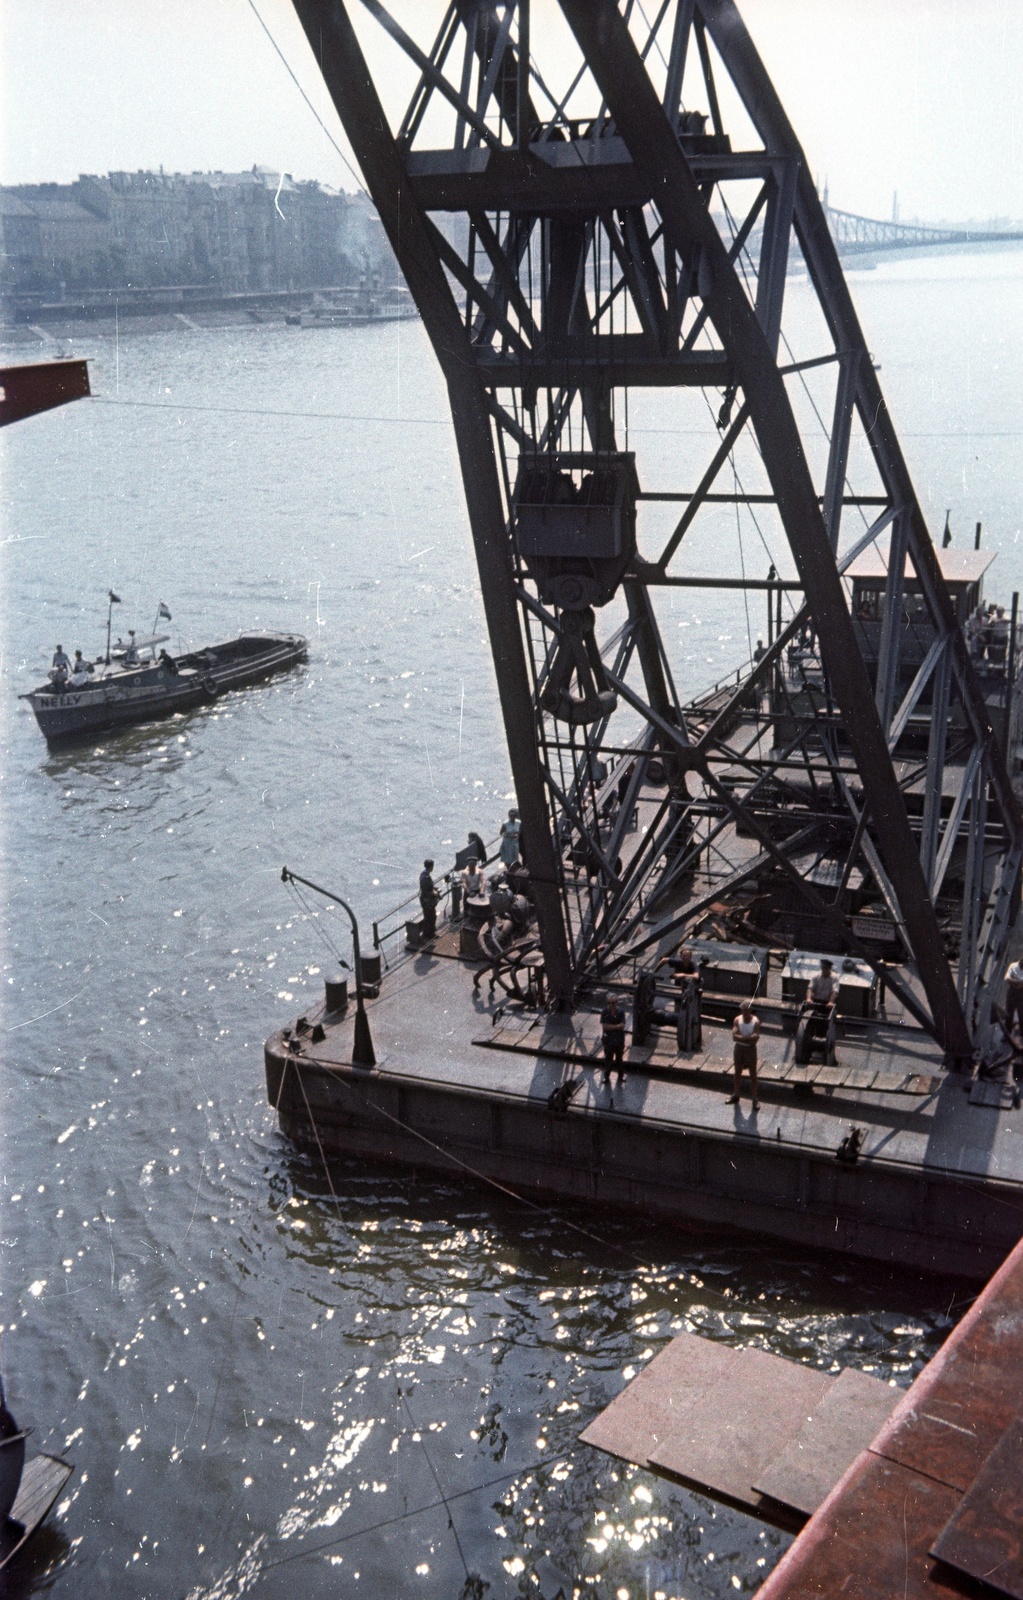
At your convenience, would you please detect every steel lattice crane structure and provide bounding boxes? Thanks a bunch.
[293,0,1022,1063]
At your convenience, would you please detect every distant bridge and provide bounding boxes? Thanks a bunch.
[824,201,1023,257]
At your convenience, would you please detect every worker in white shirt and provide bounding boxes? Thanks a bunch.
[729,1000,760,1110]
[462,859,486,900]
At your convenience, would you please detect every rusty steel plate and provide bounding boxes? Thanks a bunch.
[930,1416,1023,1600]
[0,360,90,427]
[647,1346,833,1511]
[580,1330,736,1467]
[754,1365,897,1516]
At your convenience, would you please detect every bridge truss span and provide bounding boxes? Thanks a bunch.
[822,201,1023,258]
[294,0,1022,1061]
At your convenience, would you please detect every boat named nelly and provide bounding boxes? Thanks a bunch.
[23,620,307,745]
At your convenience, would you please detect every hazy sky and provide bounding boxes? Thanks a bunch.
[2,0,1020,222]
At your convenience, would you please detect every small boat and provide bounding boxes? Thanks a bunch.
[22,627,307,745]
[292,302,418,328]
[0,1379,73,1573]
[284,287,418,329]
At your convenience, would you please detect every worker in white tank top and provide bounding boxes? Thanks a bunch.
[729,999,761,1111]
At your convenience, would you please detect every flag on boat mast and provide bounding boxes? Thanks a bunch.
[105,589,122,665]
[158,602,171,621]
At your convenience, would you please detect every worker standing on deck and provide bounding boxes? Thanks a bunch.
[729,1000,760,1110]
[989,606,1010,667]
[419,859,439,940]
[659,943,702,1052]
[1004,955,1023,1038]
[462,857,486,903]
[499,808,522,867]
[467,829,488,867]
[806,959,839,1008]
[600,995,628,1089]
[967,605,987,663]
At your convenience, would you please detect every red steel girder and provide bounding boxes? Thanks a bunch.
[0,359,90,427]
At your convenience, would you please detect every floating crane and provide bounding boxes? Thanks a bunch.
[291,0,1022,1064]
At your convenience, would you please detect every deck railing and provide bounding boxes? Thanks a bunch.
[371,835,500,966]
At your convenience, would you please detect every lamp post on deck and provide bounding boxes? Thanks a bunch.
[280,867,376,1067]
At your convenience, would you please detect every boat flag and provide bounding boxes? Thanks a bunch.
[109,589,121,604]
[158,602,172,621]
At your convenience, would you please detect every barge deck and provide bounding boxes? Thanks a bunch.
[265,928,1023,1281]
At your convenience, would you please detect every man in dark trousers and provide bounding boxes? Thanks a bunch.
[419,859,439,940]
[600,994,627,1088]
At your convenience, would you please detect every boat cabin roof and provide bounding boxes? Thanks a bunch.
[844,546,996,589]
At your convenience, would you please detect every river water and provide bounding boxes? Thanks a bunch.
[1,248,1022,1599]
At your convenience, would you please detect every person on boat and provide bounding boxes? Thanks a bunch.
[419,859,439,940]
[988,606,1010,667]
[476,915,513,992]
[600,994,628,1088]
[123,631,140,666]
[966,605,987,663]
[499,808,522,867]
[658,943,703,1051]
[806,958,839,1009]
[69,650,92,687]
[657,942,699,980]
[462,858,486,900]
[50,644,71,687]
[467,830,488,868]
[729,999,760,1109]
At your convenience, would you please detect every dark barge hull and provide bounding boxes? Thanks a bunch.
[26,632,306,744]
[267,1047,1022,1281]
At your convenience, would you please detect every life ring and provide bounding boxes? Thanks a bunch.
[201,673,219,701]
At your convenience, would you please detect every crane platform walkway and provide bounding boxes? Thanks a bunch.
[265,935,1023,1280]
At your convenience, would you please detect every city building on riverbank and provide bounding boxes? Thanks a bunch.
[0,167,398,311]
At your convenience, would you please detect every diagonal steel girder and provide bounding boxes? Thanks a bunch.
[290,0,574,1003]
[697,0,1023,1032]
[558,0,971,1059]
[698,0,1021,847]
